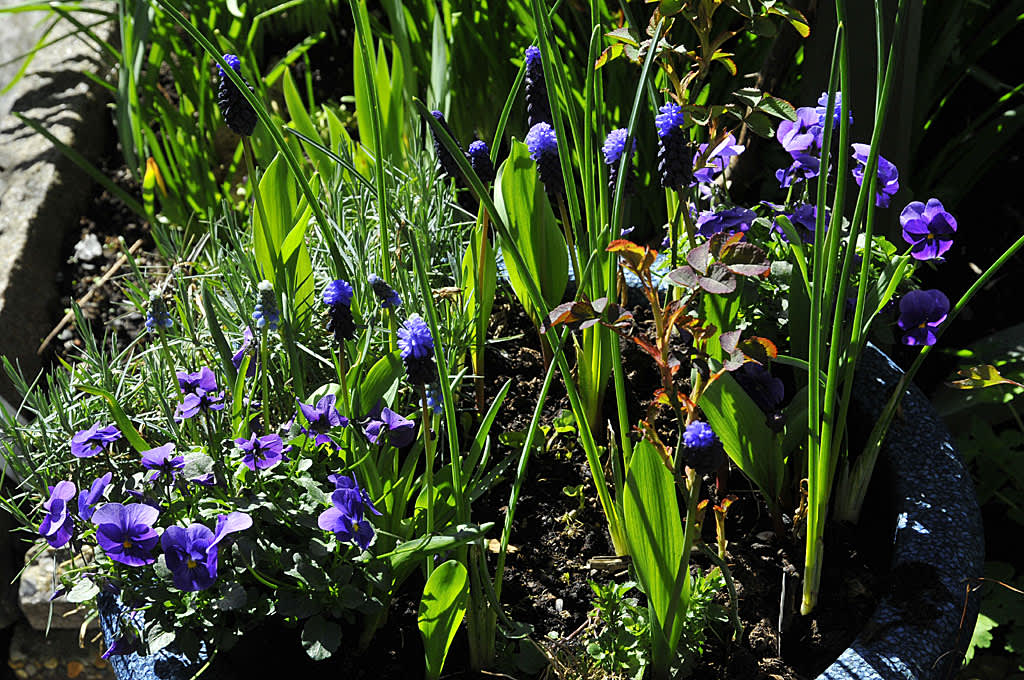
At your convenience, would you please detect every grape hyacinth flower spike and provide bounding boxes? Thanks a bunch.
[323,279,356,343]
[398,314,436,386]
[525,122,564,200]
[602,128,637,196]
[368,274,402,309]
[216,54,257,137]
[682,421,725,474]
[252,280,279,331]
[429,110,463,180]
[897,289,949,346]
[523,45,551,129]
[145,292,173,332]
[466,140,495,185]
[851,144,899,208]
[655,103,691,189]
[900,198,957,260]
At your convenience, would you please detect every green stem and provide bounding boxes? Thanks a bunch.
[420,384,435,578]
[259,327,271,432]
[557,195,582,293]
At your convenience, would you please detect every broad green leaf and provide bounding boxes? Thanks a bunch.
[355,351,403,416]
[622,440,686,659]
[418,560,469,680]
[352,33,374,157]
[965,613,998,664]
[282,68,331,174]
[252,152,294,285]
[386,523,493,573]
[461,223,497,376]
[493,140,567,327]
[75,384,151,453]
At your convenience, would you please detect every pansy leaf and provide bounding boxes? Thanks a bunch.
[66,578,99,604]
[301,615,341,661]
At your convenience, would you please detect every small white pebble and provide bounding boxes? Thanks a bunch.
[554,598,563,612]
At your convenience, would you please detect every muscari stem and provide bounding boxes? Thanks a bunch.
[420,384,435,577]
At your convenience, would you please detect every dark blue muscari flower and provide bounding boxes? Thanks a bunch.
[429,110,464,180]
[368,274,401,309]
[525,122,564,200]
[318,474,379,551]
[145,293,173,332]
[92,503,159,566]
[682,421,724,474]
[70,423,122,458]
[231,327,258,379]
[362,405,415,448]
[900,198,956,260]
[851,144,899,208]
[233,433,290,471]
[733,362,785,414]
[398,314,437,386]
[655,103,691,189]
[175,367,226,421]
[425,384,443,414]
[78,472,112,522]
[692,134,745,185]
[160,511,252,591]
[466,140,495,184]
[695,206,756,238]
[252,280,279,331]
[39,481,76,548]
[523,46,551,129]
[141,444,185,483]
[216,54,257,137]
[297,394,348,449]
[602,128,637,195]
[323,279,356,343]
[897,289,949,346]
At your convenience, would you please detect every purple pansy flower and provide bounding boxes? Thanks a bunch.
[233,433,290,471]
[70,423,122,458]
[900,198,957,260]
[775,153,821,188]
[77,472,112,522]
[362,406,415,448]
[160,511,252,591]
[39,481,76,548]
[174,367,226,421]
[318,475,378,550]
[692,134,745,184]
[851,144,899,208]
[92,503,160,566]
[231,327,258,379]
[140,444,185,483]
[695,207,756,238]
[297,394,348,448]
[897,289,949,346]
[327,473,382,516]
[776,107,823,156]
[771,203,822,243]
[101,633,139,660]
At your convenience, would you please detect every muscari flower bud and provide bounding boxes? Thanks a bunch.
[525,122,563,200]
[323,279,356,343]
[145,292,173,332]
[655,103,691,190]
[398,314,437,386]
[252,280,279,331]
[524,46,551,130]
[368,274,401,309]
[216,54,257,137]
[466,140,495,184]
[429,110,464,180]
[602,128,637,196]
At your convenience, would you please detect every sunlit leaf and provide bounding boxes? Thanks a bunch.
[949,364,1023,390]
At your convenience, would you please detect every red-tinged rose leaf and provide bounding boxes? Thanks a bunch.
[633,336,665,367]
[710,231,744,259]
[544,300,597,333]
[722,350,746,372]
[579,318,601,330]
[719,330,741,354]
[729,263,771,277]
[739,336,779,363]
[689,321,717,343]
[653,388,695,410]
[686,240,711,275]
[716,495,738,512]
[698,264,736,295]
[608,239,656,274]
[667,353,681,376]
[949,364,1024,390]
[591,297,611,314]
[667,265,699,289]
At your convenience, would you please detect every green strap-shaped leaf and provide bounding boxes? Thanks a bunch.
[354,351,403,416]
[418,560,469,680]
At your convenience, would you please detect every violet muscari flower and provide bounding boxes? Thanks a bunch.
[78,472,112,522]
[368,274,401,309]
[900,198,957,260]
[524,122,563,200]
[776,107,823,156]
[160,511,252,591]
[692,133,745,185]
[429,110,463,180]
[681,421,724,474]
[897,289,949,346]
[216,54,257,136]
[318,475,378,551]
[252,280,279,331]
[174,367,226,421]
[297,394,348,448]
[655,102,691,189]
[362,406,415,448]
[466,140,495,185]
[602,128,637,195]
[145,292,173,332]
[695,207,756,238]
[851,144,899,208]
[323,279,356,343]
[398,314,437,386]
[234,433,290,471]
[39,481,76,548]
[523,46,551,129]
[92,503,160,566]
[140,443,185,483]
[70,423,122,458]
[231,327,258,379]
